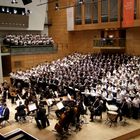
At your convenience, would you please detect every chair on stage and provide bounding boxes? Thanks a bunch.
[18,115,27,124]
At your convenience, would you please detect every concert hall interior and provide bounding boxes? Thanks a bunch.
[0,0,140,140]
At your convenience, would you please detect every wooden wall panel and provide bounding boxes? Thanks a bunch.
[0,13,29,28]
[48,0,102,55]
[68,30,101,53]
[11,50,69,72]
[48,0,68,44]
[126,27,140,55]
[47,0,140,58]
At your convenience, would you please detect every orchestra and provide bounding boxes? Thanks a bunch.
[0,53,140,137]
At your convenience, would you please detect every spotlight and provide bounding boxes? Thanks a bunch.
[11,0,18,4]
[55,3,59,10]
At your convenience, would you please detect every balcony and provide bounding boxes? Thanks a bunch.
[93,38,126,49]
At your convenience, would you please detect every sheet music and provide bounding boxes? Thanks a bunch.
[67,94,72,100]
[46,99,53,106]
[56,101,64,110]
[28,103,37,112]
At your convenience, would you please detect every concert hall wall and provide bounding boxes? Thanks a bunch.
[126,28,140,55]
[48,0,140,56]
[10,47,70,72]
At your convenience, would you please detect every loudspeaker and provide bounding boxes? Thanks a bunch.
[22,0,32,5]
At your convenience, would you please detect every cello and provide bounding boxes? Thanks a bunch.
[55,106,78,134]
[55,111,67,134]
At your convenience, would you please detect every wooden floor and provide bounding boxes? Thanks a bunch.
[0,98,140,140]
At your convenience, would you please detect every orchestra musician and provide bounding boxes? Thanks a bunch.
[15,101,26,122]
[55,98,66,118]
[0,104,10,124]
[132,95,140,119]
[55,106,77,134]
[35,103,50,129]
[89,97,103,122]
[10,87,17,104]
[0,81,9,103]
[118,98,128,122]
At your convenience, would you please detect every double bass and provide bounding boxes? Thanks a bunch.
[55,108,69,134]
[54,106,78,134]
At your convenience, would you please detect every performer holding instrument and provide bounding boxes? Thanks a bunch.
[89,97,103,122]
[35,104,50,129]
[15,100,26,122]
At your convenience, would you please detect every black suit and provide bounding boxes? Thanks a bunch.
[0,107,10,123]
[35,107,50,129]
[15,105,26,121]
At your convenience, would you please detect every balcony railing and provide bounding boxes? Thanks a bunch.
[1,44,58,55]
[93,38,126,48]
